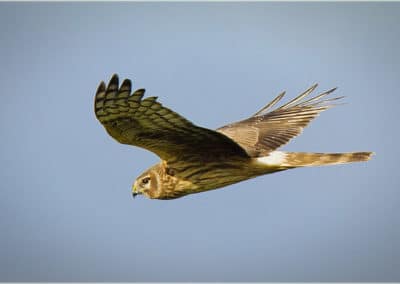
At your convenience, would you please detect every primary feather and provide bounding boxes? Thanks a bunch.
[217,84,342,156]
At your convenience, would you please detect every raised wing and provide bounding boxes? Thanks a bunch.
[94,74,249,164]
[217,84,343,157]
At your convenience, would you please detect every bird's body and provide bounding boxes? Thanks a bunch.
[94,74,372,200]
[136,159,259,199]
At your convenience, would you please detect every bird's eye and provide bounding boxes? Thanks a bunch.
[142,177,150,184]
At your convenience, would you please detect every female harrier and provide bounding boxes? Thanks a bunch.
[94,74,372,200]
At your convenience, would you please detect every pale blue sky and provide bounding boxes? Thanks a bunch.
[0,2,399,281]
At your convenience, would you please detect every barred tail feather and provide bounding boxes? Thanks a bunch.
[257,151,373,168]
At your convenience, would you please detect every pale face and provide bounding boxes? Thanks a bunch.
[132,162,196,199]
[132,165,161,199]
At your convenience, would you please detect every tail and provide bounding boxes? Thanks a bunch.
[257,151,373,169]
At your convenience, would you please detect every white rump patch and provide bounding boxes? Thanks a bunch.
[257,151,286,166]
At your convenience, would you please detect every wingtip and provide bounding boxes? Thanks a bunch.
[327,86,338,94]
[129,88,146,101]
[278,91,286,98]
[310,83,319,90]
[96,81,106,94]
[304,83,319,94]
[252,90,287,117]
[120,78,132,92]
[109,74,119,87]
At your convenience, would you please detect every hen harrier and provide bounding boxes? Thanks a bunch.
[94,74,372,200]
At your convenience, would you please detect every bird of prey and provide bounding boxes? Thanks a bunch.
[94,74,372,200]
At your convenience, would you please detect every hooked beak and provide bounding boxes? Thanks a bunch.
[132,182,140,199]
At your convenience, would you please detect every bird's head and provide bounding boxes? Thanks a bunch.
[132,162,197,199]
[132,164,163,199]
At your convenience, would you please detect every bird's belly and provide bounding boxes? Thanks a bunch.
[183,164,270,194]
[165,159,282,199]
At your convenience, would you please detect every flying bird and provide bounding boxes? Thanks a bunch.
[94,74,372,200]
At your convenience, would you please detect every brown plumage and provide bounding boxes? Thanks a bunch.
[94,74,373,200]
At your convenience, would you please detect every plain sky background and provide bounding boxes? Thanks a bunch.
[0,2,399,282]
